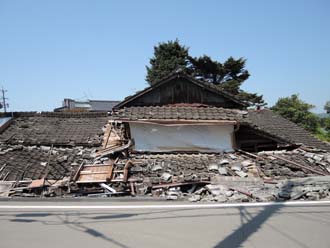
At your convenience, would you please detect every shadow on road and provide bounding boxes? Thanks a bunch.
[213,204,282,248]
[213,178,314,248]
[57,214,130,248]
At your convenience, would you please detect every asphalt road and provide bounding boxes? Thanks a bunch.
[0,201,329,248]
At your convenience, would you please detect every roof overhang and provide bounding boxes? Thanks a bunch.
[111,119,237,126]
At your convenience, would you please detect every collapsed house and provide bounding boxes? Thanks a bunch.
[0,112,107,196]
[1,72,330,201]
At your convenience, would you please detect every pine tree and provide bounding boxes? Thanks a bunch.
[146,39,190,84]
[146,40,264,106]
[189,55,264,106]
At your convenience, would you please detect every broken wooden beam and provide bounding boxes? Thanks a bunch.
[271,154,327,176]
[72,160,85,182]
[229,187,255,199]
[130,182,136,196]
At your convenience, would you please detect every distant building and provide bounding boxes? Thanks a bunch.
[54,98,120,112]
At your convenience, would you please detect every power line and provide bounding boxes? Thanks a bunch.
[1,87,9,113]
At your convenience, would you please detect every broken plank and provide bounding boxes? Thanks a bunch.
[79,171,110,175]
[28,178,46,188]
[76,180,107,184]
[72,161,85,181]
[229,187,255,199]
[130,182,136,196]
[106,165,114,181]
[271,154,327,176]
[82,164,109,167]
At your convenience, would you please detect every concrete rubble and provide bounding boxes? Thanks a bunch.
[186,176,330,203]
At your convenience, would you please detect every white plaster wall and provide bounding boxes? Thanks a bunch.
[130,123,234,152]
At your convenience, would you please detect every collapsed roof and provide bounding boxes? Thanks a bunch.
[0,144,94,181]
[0,112,108,182]
[0,112,108,147]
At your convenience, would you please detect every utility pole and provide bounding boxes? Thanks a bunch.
[1,87,8,113]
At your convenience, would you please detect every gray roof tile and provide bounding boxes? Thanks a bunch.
[244,109,330,151]
[111,106,247,121]
[0,112,108,147]
[0,144,93,181]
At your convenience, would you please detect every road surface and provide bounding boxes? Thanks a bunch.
[0,200,329,248]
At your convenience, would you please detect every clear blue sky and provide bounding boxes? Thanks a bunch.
[1,0,329,112]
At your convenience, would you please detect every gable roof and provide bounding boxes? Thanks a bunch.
[244,109,330,151]
[114,72,248,109]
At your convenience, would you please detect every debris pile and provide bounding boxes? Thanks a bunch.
[2,144,330,201]
[257,148,330,179]
[186,176,330,203]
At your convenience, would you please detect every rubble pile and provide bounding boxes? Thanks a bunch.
[76,147,330,201]
[257,148,330,179]
[186,176,330,203]
[121,153,245,183]
[1,145,330,202]
[118,149,330,184]
[118,153,263,184]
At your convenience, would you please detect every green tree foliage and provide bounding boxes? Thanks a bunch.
[271,94,319,132]
[146,40,264,106]
[324,118,330,132]
[189,55,264,106]
[189,55,248,89]
[146,39,190,84]
[324,101,330,114]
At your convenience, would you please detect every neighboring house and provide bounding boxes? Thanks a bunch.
[54,98,120,112]
[109,72,330,152]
